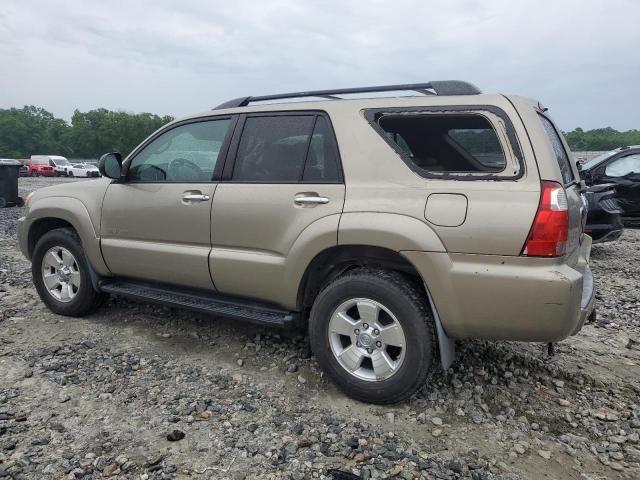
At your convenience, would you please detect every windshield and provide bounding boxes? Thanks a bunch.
[53,158,70,165]
[32,159,49,165]
[582,150,618,170]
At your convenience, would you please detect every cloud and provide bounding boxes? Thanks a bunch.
[1,0,638,129]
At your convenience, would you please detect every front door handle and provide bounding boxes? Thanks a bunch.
[182,193,210,202]
[294,194,329,206]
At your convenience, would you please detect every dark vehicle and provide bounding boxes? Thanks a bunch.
[18,163,29,177]
[0,159,25,208]
[580,146,640,217]
[584,183,624,243]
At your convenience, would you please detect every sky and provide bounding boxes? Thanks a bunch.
[1,0,639,131]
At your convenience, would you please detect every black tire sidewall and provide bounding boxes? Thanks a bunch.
[32,229,101,316]
[309,272,435,403]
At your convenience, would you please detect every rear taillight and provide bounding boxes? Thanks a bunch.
[522,181,569,257]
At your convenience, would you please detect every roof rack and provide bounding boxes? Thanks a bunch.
[214,80,481,110]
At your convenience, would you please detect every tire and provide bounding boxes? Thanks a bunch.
[0,196,6,208]
[32,228,105,316]
[31,171,38,177]
[68,171,74,177]
[309,268,437,404]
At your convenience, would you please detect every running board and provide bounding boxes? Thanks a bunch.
[99,279,298,328]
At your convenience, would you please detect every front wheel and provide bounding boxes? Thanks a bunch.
[309,269,437,404]
[31,171,38,177]
[68,171,74,177]
[32,228,105,316]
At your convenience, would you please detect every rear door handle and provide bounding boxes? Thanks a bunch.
[294,194,329,206]
[182,193,210,202]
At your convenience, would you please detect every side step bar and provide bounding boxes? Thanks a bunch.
[99,279,298,328]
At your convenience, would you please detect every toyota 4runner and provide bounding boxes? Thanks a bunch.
[17,81,595,403]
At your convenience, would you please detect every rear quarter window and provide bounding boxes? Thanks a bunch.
[377,114,506,174]
[538,114,575,185]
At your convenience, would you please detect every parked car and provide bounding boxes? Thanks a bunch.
[67,163,101,177]
[16,159,29,177]
[584,183,624,243]
[580,146,640,218]
[26,156,55,176]
[50,156,72,176]
[17,81,594,404]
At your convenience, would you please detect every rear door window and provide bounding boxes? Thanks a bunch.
[232,115,341,183]
[538,115,575,185]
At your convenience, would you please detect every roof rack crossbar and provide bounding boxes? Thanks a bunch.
[213,80,481,109]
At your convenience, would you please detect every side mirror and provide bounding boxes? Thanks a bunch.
[98,152,123,179]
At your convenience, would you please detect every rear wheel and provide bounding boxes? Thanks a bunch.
[309,269,437,404]
[32,228,105,316]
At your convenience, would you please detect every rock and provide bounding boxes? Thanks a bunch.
[237,359,244,367]
[103,463,120,476]
[431,417,443,426]
[297,375,306,384]
[432,429,442,437]
[537,450,551,460]
[166,429,185,441]
[385,412,395,423]
[286,363,298,373]
[557,398,571,407]
[354,452,369,463]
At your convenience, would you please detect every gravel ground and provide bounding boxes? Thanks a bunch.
[1,177,639,480]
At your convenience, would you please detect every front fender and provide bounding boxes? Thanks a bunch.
[22,196,110,275]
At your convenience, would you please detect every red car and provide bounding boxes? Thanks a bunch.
[26,158,55,176]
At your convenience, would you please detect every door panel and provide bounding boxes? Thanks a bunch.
[101,183,216,289]
[210,183,345,307]
[99,117,233,289]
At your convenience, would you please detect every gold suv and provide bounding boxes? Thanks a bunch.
[17,81,595,403]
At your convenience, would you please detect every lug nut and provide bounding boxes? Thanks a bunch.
[363,323,369,329]
[356,341,361,348]
[354,329,360,335]
[373,328,380,335]
[376,341,382,347]
[367,348,373,354]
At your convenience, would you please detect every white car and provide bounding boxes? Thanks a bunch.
[67,163,101,178]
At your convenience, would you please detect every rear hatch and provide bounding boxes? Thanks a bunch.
[535,112,585,267]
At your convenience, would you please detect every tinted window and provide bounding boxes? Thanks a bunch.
[378,114,506,173]
[128,119,230,182]
[302,117,341,182]
[605,155,640,177]
[233,115,321,182]
[538,115,574,185]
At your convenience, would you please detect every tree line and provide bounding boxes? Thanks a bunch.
[0,106,173,159]
[1,105,638,159]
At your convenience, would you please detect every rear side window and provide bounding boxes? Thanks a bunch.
[538,115,574,185]
[233,115,341,183]
[377,114,506,173]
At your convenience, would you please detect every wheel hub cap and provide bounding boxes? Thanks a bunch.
[41,246,81,303]
[328,298,407,382]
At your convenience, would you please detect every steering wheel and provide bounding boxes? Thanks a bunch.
[167,157,204,181]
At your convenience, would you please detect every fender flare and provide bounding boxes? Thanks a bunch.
[24,196,110,275]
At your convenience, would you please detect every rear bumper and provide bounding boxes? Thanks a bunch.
[402,235,595,342]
